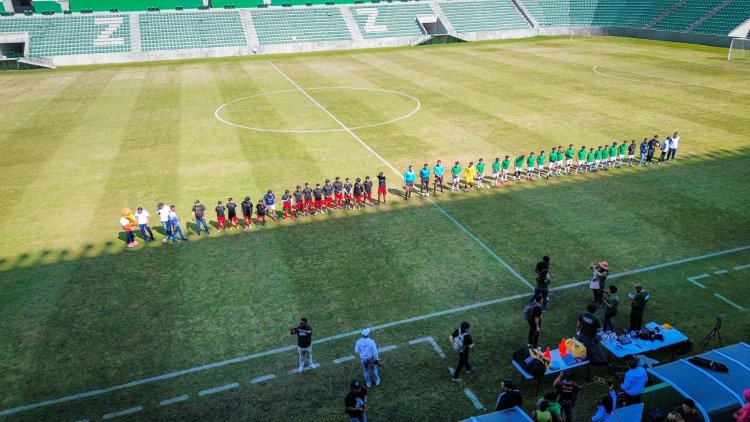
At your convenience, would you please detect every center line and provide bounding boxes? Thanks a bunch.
[267,61,531,290]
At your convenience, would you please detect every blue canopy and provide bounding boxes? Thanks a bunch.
[461,406,533,422]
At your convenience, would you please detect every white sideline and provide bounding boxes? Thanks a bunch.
[101,406,142,420]
[198,382,239,396]
[687,274,709,289]
[1,244,748,417]
[159,395,188,406]
[267,61,532,290]
[409,336,446,358]
[463,388,485,410]
[714,294,747,311]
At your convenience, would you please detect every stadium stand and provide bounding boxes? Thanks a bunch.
[251,7,351,44]
[139,11,247,51]
[691,0,750,35]
[0,14,131,56]
[438,0,530,33]
[613,0,677,29]
[652,2,721,32]
[350,3,433,39]
[70,0,203,13]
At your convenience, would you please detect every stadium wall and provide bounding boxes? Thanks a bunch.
[46,26,734,67]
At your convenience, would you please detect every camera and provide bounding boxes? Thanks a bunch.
[290,327,298,335]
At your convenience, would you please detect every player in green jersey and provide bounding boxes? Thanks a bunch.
[451,161,461,192]
[491,157,501,187]
[547,147,557,179]
[514,155,525,181]
[587,148,595,172]
[594,146,603,171]
[576,145,587,174]
[536,151,546,180]
[526,152,536,181]
[601,145,610,170]
[476,158,486,189]
[609,143,618,168]
[617,142,627,168]
[501,155,511,183]
[555,146,564,176]
[564,144,574,175]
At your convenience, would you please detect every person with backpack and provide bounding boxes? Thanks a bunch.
[525,295,543,349]
[530,256,551,311]
[553,371,580,422]
[449,321,474,382]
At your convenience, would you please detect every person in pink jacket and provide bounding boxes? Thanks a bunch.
[735,389,750,422]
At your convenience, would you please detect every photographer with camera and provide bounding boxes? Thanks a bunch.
[628,284,650,332]
[354,328,381,388]
[589,261,609,306]
[291,318,316,373]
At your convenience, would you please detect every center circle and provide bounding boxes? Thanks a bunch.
[214,87,421,133]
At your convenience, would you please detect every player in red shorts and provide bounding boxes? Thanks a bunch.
[377,172,387,205]
[323,179,334,213]
[255,199,267,226]
[302,183,314,216]
[313,183,324,215]
[343,178,353,210]
[363,176,374,207]
[353,178,364,209]
[293,186,304,217]
[333,177,344,209]
[281,190,293,221]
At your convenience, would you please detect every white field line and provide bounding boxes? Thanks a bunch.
[333,356,356,364]
[733,263,750,271]
[267,61,532,290]
[250,374,276,384]
[714,294,747,311]
[2,245,748,417]
[592,65,691,85]
[159,395,188,406]
[687,273,709,289]
[378,345,398,353]
[715,269,729,275]
[463,388,485,410]
[102,406,143,420]
[408,336,446,358]
[198,383,239,397]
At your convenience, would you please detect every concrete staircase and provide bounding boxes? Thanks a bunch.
[242,9,260,46]
[428,1,457,35]
[340,6,364,41]
[645,0,686,29]
[129,13,142,53]
[685,0,734,33]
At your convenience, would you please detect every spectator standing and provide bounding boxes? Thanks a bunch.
[553,371,580,422]
[576,304,607,366]
[215,201,226,231]
[620,359,648,405]
[344,381,367,422]
[668,398,704,422]
[638,138,648,166]
[668,132,680,161]
[531,256,551,310]
[591,394,614,422]
[134,207,155,243]
[646,135,659,165]
[354,328,381,387]
[602,285,619,333]
[450,321,475,382]
[156,202,172,243]
[168,205,188,243]
[495,380,523,411]
[526,295,543,349]
[192,199,210,236]
[291,318,316,372]
[589,261,609,306]
[628,284,650,332]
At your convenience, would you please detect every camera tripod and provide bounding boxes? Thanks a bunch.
[701,317,722,352]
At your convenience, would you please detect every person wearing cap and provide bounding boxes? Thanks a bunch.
[450,321,475,382]
[668,398,704,422]
[134,207,155,243]
[156,202,172,244]
[734,389,750,422]
[628,284,650,332]
[354,328,380,387]
[344,380,368,422]
[191,199,210,236]
[589,261,609,307]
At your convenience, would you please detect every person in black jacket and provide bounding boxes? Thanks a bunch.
[241,196,253,230]
[495,380,522,411]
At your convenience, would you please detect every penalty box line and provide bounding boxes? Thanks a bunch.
[267,61,532,290]
[2,245,748,417]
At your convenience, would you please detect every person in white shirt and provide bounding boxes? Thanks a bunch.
[354,328,381,387]
[668,132,680,161]
[156,202,172,244]
[135,207,155,243]
[168,205,188,243]
[659,137,670,164]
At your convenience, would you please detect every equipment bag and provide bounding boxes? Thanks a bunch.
[452,331,467,353]
[512,347,547,377]
[565,338,587,360]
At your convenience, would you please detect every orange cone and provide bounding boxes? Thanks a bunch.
[544,346,551,360]
[559,338,567,356]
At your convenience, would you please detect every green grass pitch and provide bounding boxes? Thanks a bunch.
[0,36,749,421]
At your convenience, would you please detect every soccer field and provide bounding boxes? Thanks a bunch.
[1,36,749,421]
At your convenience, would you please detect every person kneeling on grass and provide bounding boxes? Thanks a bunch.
[668,398,704,422]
